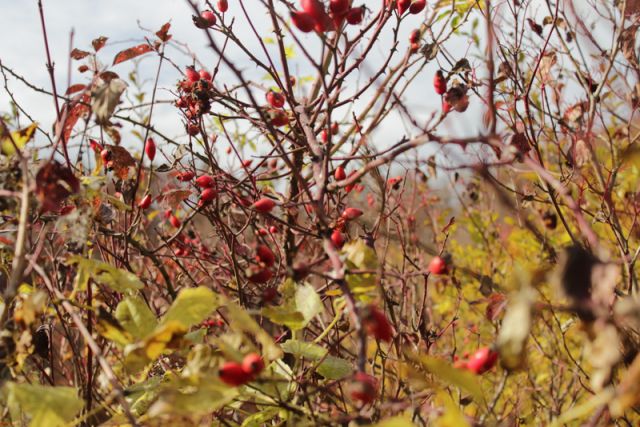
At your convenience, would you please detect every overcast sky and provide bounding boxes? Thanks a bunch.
[0,0,488,173]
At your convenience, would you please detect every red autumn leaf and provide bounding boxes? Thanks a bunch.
[98,71,120,83]
[92,36,108,51]
[65,84,86,95]
[35,161,80,213]
[61,94,91,142]
[70,48,90,60]
[156,22,172,42]
[112,43,153,65]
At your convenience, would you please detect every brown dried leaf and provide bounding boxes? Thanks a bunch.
[103,145,135,180]
[70,48,90,60]
[158,189,192,209]
[496,279,536,371]
[35,161,80,213]
[156,22,172,42]
[91,78,127,125]
[571,138,590,168]
[92,36,108,52]
[620,25,639,67]
[538,51,557,84]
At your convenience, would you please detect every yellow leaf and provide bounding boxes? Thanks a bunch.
[161,286,219,329]
[372,416,416,427]
[435,391,471,427]
[5,383,83,427]
[409,353,484,402]
[225,300,283,361]
[116,296,157,340]
[1,122,38,156]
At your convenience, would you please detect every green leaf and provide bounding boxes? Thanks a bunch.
[316,356,352,380]
[241,408,280,427]
[148,376,237,418]
[281,339,327,360]
[262,281,323,330]
[161,286,220,329]
[116,296,157,339]
[281,339,352,380]
[5,383,83,427]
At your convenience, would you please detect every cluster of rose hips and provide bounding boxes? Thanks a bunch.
[389,0,426,15]
[175,66,214,136]
[192,1,228,29]
[218,353,265,386]
[201,317,225,329]
[265,90,289,128]
[172,230,210,258]
[291,0,365,33]
[247,244,277,284]
[329,206,363,248]
[433,69,470,114]
[453,347,499,375]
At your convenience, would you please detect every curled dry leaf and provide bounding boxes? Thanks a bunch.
[102,145,136,180]
[91,78,128,125]
[35,161,80,213]
[70,48,90,60]
[496,275,536,371]
[156,22,172,42]
[620,25,639,66]
[92,36,108,51]
[587,321,622,391]
[571,138,590,168]
[444,82,469,112]
[538,51,557,84]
